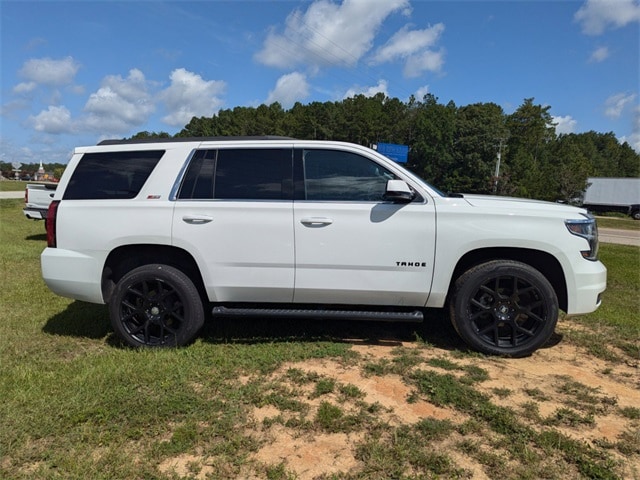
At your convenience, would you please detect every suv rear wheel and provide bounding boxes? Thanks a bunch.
[450,260,558,357]
[109,264,205,347]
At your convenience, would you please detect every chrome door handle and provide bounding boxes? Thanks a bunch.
[300,217,333,226]
[182,215,213,224]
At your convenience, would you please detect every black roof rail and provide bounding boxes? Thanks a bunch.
[97,136,296,146]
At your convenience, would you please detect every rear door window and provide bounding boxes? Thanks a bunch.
[63,150,164,200]
[178,148,292,200]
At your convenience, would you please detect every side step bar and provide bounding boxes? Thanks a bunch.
[212,306,424,323]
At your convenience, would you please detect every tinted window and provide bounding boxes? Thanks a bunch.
[303,149,396,201]
[178,150,215,200]
[215,149,291,200]
[64,150,164,200]
[178,148,292,200]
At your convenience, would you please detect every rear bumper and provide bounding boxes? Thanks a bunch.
[41,248,105,304]
[23,207,48,220]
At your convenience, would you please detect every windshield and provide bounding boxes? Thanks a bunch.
[396,165,446,197]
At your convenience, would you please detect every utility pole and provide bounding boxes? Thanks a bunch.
[493,138,504,194]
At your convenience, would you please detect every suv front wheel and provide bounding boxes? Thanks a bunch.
[450,260,558,357]
[109,264,205,347]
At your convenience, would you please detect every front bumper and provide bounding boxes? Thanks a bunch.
[566,259,607,316]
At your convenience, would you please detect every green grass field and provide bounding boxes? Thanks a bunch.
[1,197,638,479]
[0,180,28,192]
[596,216,640,231]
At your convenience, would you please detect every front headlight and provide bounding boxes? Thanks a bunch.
[565,214,599,261]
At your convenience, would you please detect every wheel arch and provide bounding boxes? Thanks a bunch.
[449,247,568,312]
[102,244,207,304]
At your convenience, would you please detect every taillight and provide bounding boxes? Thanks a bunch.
[25,187,28,203]
[46,200,60,248]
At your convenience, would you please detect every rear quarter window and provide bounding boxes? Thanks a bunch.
[63,150,164,200]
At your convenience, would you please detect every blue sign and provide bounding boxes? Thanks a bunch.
[376,142,409,163]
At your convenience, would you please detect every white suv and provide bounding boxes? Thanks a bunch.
[41,137,606,356]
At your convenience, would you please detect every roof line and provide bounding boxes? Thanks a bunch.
[97,136,296,146]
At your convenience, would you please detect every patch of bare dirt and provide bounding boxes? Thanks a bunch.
[248,347,468,478]
[254,427,362,478]
[245,340,639,479]
[284,355,460,425]
[449,346,637,453]
[158,453,215,479]
[156,339,638,479]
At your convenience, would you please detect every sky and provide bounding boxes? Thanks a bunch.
[1,0,639,166]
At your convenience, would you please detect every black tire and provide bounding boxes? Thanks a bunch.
[450,260,558,357]
[631,210,640,221]
[109,264,205,347]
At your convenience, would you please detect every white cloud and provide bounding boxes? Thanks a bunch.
[371,23,444,63]
[575,0,640,35]
[266,72,310,108]
[625,106,640,152]
[13,82,37,94]
[0,99,30,118]
[370,23,445,78]
[588,46,610,62]
[28,105,73,134]
[414,85,430,100]
[403,48,445,78]
[255,0,409,69]
[18,56,80,86]
[159,68,226,126]
[553,115,578,134]
[343,79,388,99]
[24,37,47,51]
[400,5,413,17]
[604,92,637,118]
[84,69,155,133]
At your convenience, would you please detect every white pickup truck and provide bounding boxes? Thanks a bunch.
[24,183,57,221]
[41,137,607,356]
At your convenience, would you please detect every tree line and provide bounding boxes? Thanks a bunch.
[0,163,67,182]
[165,94,639,201]
[6,94,638,202]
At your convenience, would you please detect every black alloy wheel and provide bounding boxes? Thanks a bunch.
[450,260,559,357]
[109,264,204,347]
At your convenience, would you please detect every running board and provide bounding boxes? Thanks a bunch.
[211,306,424,323]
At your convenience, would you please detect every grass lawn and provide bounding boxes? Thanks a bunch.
[0,180,27,192]
[596,216,640,231]
[1,197,638,479]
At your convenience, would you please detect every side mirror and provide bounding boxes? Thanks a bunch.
[384,179,414,203]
